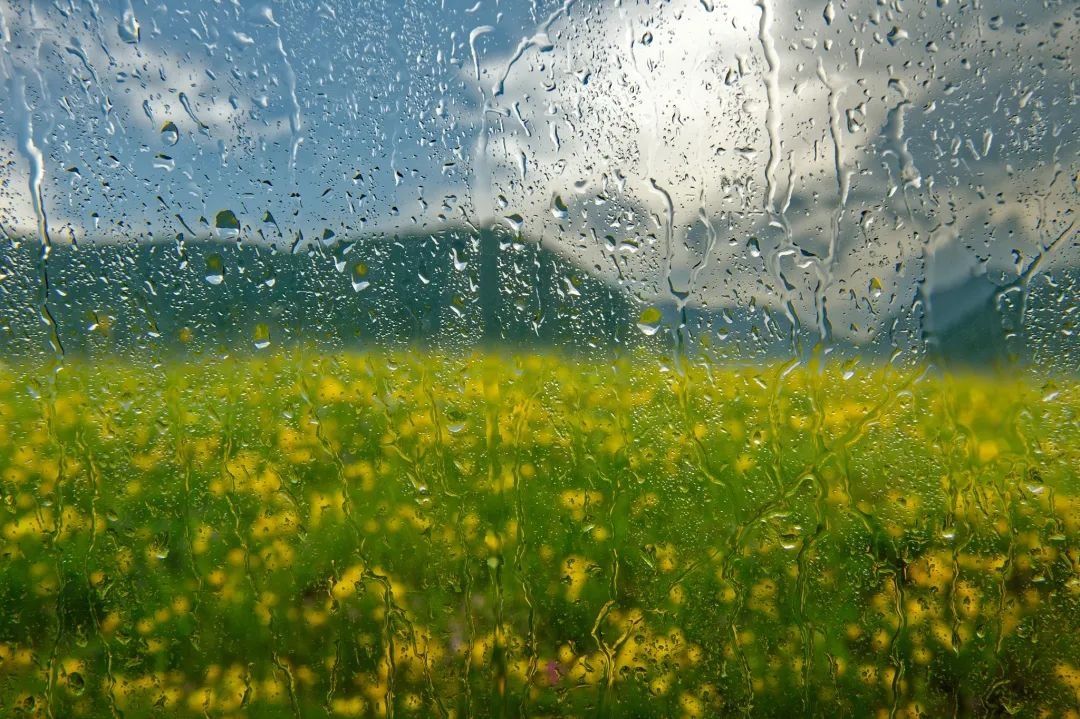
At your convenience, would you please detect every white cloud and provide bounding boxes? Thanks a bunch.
[466,0,1077,341]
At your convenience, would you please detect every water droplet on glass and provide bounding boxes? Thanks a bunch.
[253,324,271,350]
[451,247,469,271]
[118,8,140,44]
[205,254,225,285]
[636,306,663,336]
[351,263,370,292]
[152,535,170,559]
[67,672,86,695]
[779,529,802,550]
[214,210,241,240]
[887,26,909,45]
[504,214,525,234]
[160,121,180,146]
[550,194,569,220]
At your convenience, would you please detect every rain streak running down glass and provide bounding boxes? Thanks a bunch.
[0,0,1077,717]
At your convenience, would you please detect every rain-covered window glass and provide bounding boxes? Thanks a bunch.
[0,0,1076,716]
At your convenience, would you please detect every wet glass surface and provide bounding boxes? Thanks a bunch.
[0,1,1077,716]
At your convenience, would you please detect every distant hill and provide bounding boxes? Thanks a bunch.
[0,228,643,359]
[0,229,1074,371]
[924,268,1079,373]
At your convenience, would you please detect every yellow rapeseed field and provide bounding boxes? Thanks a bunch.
[0,349,1076,717]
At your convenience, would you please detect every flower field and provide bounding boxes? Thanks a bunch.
[0,350,1077,717]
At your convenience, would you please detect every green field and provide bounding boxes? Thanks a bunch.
[0,349,1077,718]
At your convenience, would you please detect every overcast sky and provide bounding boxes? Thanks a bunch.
[0,0,1075,344]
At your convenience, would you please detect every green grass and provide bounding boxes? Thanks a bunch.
[0,349,1077,718]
